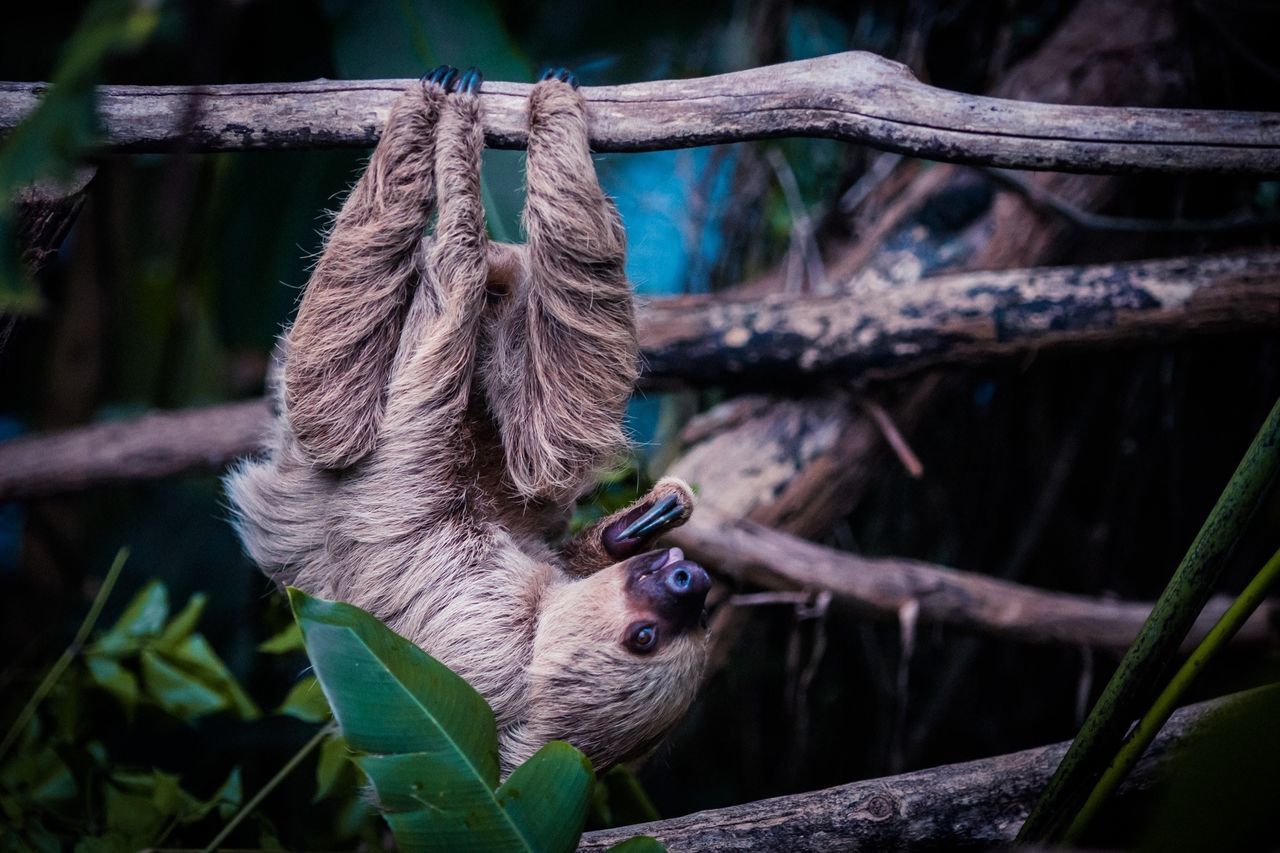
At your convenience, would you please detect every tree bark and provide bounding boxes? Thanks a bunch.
[578,692,1229,851]
[667,506,1278,651]
[1,52,1278,173]
[643,251,1280,389]
[1,250,1275,502]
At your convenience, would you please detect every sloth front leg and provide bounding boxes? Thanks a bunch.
[283,69,454,470]
[559,477,696,576]
[485,69,638,506]
[361,69,495,536]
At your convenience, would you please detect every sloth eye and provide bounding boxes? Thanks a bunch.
[626,623,658,654]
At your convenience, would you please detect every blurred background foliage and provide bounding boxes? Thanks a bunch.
[1,0,1279,849]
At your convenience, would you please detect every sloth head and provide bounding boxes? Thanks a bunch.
[504,546,711,773]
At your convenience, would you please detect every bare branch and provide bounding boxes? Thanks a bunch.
[2,53,1279,173]
[641,251,1280,387]
[1,252,1276,502]
[668,506,1278,651]
[579,692,1229,851]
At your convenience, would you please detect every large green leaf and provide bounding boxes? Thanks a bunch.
[289,588,596,853]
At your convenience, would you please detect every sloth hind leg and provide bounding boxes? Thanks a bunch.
[282,77,447,470]
[484,77,638,507]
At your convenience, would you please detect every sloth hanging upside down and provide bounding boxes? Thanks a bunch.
[226,66,711,774]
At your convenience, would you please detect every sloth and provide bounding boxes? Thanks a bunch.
[226,65,711,774]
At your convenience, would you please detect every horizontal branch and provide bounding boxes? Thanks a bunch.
[641,251,1280,387]
[579,693,1225,851]
[668,507,1279,651]
[0,399,270,501]
[2,406,1273,653]
[3,53,1280,173]
[2,252,1277,502]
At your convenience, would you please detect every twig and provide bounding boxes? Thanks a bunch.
[1019,393,1280,842]
[1065,544,1280,842]
[3,52,1279,172]
[201,722,336,853]
[859,397,925,479]
[0,547,129,761]
[983,167,1280,232]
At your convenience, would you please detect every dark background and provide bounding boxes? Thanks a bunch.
[2,0,1278,848]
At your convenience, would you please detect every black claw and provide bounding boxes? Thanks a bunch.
[616,494,683,541]
[458,66,484,94]
[424,64,458,90]
[539,66,579,89]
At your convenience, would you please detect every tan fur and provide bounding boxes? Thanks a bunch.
[226,78,708,774]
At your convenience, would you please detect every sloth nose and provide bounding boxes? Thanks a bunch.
[663,560,709,599]
[658,559,711,623]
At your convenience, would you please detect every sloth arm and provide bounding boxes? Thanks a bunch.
[282,82,444,471]
[352,81,497,540]
[483,79,639,507]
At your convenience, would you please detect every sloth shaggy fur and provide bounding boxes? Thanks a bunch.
[226,73,710,774]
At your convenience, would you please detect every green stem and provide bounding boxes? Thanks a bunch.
[1063,544,1280,842]
[1018,395,1280,842]
[201,722,335,853]
[0,547,129,762]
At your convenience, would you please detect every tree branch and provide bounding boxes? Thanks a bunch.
[579,692,1228,851]
[3,52,1279,173]
[667,506,1278,651]
[642,251,1280,388]
[1,251,1276,502]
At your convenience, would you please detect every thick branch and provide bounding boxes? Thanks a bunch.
[2,53,1279,173]
[1,405,1273,652]
[0,399,271,500]
[668,507,1278,651]
[1,252,1277,502]
[642,251,1280,387]
[578,693,1227,851]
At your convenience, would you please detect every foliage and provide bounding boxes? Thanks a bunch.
[290,588,664,852]
[1019,395,1280,843]
[0,566,252,851]
[0,0,161,311]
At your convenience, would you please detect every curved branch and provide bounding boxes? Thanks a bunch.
[578,693,1228,851]
[2,53,1279,173]
[668,507,1279,651]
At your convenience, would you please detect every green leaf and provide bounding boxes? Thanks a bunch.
[314,733,354,802]
[140,650,227,719]
[257,622,305,654]
[277,675,332,723]
[85,655,140,715]
[94,580,169,655]
[159,634,260,719]
[0,742,76,805]
[496,742,594,853]
[607,838,667,853]
[154,593,207,651]
[290,588,596,853]
[592,765,661,828]
[288,588,498,774]
[210,767,244,820]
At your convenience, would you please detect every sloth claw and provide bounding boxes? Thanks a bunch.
[616,494,683,541]
[458,66,484,94]
[538,66,579,89]
[423,64,459,91]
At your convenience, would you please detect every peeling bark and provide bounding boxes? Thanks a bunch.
[1,52,1278,172]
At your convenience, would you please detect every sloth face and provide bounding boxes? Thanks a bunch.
[512,548,711,773]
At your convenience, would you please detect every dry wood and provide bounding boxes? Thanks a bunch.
[1,250,1276,502]
[0,399,270,501]
[3,52,1279,173]
[580,692,1230,851]
[666,506,1278,651]
[642,251,1280,388]
[3,396,1273,653]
